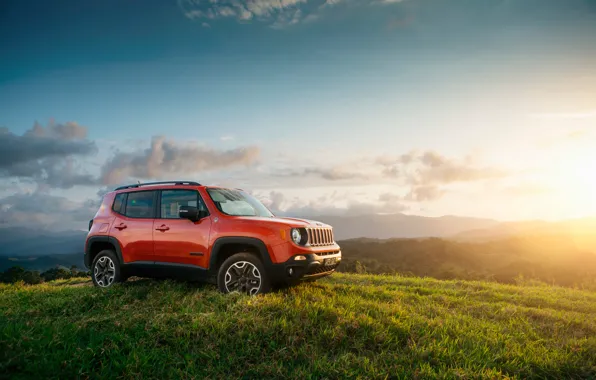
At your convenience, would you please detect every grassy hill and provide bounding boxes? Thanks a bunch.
[1,274,595,379]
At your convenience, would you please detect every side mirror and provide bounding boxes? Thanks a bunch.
[179,206,208,222]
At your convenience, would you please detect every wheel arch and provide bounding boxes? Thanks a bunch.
[208,237,273,275]
[85,236,124,269]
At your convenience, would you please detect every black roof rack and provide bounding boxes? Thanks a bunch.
[114,181,201,191]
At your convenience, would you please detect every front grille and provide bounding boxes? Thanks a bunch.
[307,263,339,275]
[306,227,334,246]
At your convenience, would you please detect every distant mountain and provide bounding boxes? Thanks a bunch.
[309,213,501,240]
[0,253,86,271]
[0,214,593,261]
[0,228,87,256]
[0,214,502,257]
[452,217,596,246]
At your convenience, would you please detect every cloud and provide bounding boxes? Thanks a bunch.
[0,192,99,230]
[24,121,89,140]
[179,0,310,27]
[0,121,97,189]
[100,136,260,185]
[254,190,407,217]
[179,0,411,27]
[321,0,342,7]
[405,185,445,201]
[257,149,505,204]
[379,150,506,186]
[266,190,286,211]
[378,192,401,203]
[276,166,368,181]
[271,8,303,29]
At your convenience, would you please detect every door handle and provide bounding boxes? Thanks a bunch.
[155,225,170,232]
[114,223,127,231]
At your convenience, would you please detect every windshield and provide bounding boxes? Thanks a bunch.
[206,188,274,217]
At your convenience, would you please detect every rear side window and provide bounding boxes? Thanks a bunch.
[124,191,155,218]
[112,193,126,215]
[160,190,205,219]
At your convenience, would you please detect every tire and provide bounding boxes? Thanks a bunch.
[91,249,125,288]
[217,252,271,295]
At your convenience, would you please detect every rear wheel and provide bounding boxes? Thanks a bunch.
[91,250,125,288]
[217,252,270,295]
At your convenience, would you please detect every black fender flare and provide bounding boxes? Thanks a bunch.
[208,236,273,275]
[84,236,124,268]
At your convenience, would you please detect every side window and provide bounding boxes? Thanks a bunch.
[112,193,126,215]
[160,190,207,219]
[124,191,155,218]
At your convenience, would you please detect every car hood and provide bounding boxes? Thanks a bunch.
[233,216,332,229]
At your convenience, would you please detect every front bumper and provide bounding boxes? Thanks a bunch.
[270,250,342,284]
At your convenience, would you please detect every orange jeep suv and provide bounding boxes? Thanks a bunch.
[85,181,341,295]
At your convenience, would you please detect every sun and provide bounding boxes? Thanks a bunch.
[546,143,596,217]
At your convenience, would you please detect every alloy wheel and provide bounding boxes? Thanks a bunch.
[224,261,262,295]
[94,256,116,287]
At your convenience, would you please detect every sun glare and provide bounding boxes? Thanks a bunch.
[548,145,596,217]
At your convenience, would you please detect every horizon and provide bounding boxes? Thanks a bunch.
[2,0,596,230]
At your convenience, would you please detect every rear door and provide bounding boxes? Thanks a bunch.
[109,190,157,263]
[153,189,212,268]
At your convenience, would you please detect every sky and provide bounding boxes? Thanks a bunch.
[1,0,596,230]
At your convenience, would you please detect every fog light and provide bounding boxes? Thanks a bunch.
[288,268,294,275]
[294,255,306,261]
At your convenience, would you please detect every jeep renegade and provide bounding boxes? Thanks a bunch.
[85,181,341,295]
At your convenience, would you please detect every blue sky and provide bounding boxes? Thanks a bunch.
[1,0,596,229]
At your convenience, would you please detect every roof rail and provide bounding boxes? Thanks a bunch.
[114,181,201,191]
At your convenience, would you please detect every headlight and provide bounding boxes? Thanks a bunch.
[291,228,302,244]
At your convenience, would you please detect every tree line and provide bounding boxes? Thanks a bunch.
[0,266,90,285]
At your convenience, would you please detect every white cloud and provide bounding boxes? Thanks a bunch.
[99,136,259,185]
[253,189,408,217]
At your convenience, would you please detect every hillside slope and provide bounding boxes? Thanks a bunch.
[1,274,595,379]
[337,237,596,287]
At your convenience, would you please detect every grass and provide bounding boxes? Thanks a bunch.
[1,273,595,379]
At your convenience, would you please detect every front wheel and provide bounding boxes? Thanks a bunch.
[217,252,270,295]
[91,250,124,288]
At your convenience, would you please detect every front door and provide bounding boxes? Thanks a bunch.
[109,190,157,263]
[152,189,212,268]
